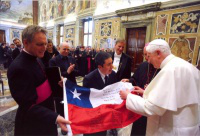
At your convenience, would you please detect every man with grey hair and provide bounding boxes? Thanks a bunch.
[49,42,79,116]
[49,42,79,84]
[120,39,200,136]
[7,25,71,135]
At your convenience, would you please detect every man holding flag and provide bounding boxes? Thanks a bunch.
[83,51,117,135]
[63,52,141,136]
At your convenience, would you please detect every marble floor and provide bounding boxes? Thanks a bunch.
[0,69,17,113]
[0,69,17,136]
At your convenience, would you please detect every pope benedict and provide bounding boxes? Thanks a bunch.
[120,39,200,136]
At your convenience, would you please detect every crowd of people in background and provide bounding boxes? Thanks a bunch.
[0,39,115,77]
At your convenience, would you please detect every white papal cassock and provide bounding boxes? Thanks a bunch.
[126,54,200,136]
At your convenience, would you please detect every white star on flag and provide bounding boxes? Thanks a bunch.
[71,88,81,100]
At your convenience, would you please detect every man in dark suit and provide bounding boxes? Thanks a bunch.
[83,52,117,136]
[49,42,79,118]
[112,38,132,81]
[49,42,79,84]
[12,38,23,60]
[7,25,70,136]
[83,51,117,90]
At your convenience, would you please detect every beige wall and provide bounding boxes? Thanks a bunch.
[153,5,200,66]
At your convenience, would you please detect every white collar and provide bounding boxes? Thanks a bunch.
[114,52,122,58]
[23,49,34,56]
[98,69,108,78]
[160,54,175,69]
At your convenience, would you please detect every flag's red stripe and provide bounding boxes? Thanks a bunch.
[68,101,141,134]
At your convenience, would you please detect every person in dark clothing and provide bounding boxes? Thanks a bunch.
[122,44,160,136]
[49,42,79,84]
[5,43,15,68]
[0,43,7,68]
[12,38,23,60]
[112,38,132,81]
[77,46,88,76]
[49,42,79,117]
[7,25,71,136]
[89,48,97,72]
[41,39,59,67]
[83,52,117,136]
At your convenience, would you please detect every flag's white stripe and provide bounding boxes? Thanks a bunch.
[90,82,134,108]
[63,78,73,136]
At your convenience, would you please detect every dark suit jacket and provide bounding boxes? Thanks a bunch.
[83,69,117,90]
[83,69,117,136]
[129,61,160,89]
[12,47,21,60]
[7,51,58,135]
[49,54,79,84]
[112,52,132,81]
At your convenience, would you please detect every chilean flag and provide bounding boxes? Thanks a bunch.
[63,79,141,135]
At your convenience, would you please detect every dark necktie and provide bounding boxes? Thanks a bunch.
[105,76,108,85]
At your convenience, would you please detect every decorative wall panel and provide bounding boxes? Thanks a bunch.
[156,14,168,35]
[170,10,200,34]
[65,0,76,15]
[169,37,196,62]
[47,29,53,39]
[197,46,200,69]
[94,17,121,49]
[154,5,200,67]
[39,0,96,23]
[57,0,64,17]
[64,25,75,47]
[11,29,22,41]
[100,22,112,36]
[66,28,74,38]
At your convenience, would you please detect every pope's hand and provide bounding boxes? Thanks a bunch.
[119,90,131,100]
[133,86,144,95]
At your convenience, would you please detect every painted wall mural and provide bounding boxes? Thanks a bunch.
[100,38,114,49]
[64,25,75,46]
[156,14,168,35]
[41,3,47,22]
[49,1,56,20]
[47,29,53,39]
[57,0,64,17]
[94,17,120,49]
[169,36,196,62]
[66,28,74,38]
[197,46,200,69]
[66,0,76,15]
[101,22,112,37]
[11,29,22,41]
[0,0,33,25]
[39,0,97,22]
[170,10,200,34]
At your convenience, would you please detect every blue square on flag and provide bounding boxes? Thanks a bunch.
[65,80,92,108]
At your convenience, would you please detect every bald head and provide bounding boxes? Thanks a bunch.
[59,42,70,56]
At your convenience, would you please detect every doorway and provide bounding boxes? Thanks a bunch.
[126,27,146,72]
